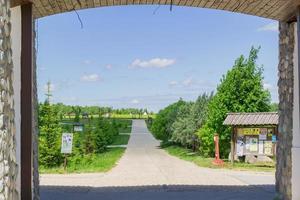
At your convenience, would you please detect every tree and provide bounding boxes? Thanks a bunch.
[270,102,279,112]
[170,102,194,147]
[83,126,95,154]
[39,101,63,167]
[197,47,271,158]
[72,106,81,122]
[93,127,107,153]
[93,118,118,153]
[151,99,187,141]
[171,93,213,148]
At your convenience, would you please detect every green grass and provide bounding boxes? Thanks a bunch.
[119,126,131,133]
[40,118,132,174]
[64,114,156,120]
[40,148,125,174]
[111,135,130,145]
[164,145,275,172]
[115,119,132,133]
[61,118,132,134]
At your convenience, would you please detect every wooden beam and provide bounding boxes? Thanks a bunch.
[21,3,33,200]
[11,0,33,8]
[231,127,235,165]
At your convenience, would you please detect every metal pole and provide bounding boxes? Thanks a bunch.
[64,154,67,171]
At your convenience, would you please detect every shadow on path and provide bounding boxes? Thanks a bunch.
[41,184,275,200]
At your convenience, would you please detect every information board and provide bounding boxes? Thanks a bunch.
[237,128,260,135]
[74,125,83,132]
[61,133,73,154]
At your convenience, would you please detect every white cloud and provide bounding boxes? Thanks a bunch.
[182,77,194,87]
[130,58,176,69]
[57,96,78,102]
[263,81,274,90]
[83,60,92,65]
[263,83,273,90]
[106,64,113,69]
[257,22,278,32]
[43,83,55,92]
[38,66,47,71]
[263,81,278,102]
[169,81,178,87]
[80,74,100,82]
[169,77,215,90]
[131,99,140,104]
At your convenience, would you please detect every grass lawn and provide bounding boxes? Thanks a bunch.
[164,145,275,172]
[61,118,132,134]
[41,118,132,174]
[116,119,132,133]
[40,148,125,174]
[111,135,130,145]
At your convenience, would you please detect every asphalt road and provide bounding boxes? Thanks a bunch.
[41,120,275,200]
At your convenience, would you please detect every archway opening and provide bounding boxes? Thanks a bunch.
[33,5,278,200]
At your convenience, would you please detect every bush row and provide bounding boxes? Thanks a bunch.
[150,47,277,158]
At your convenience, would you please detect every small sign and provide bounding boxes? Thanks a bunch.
[237,128,260,135]
[264,141,273,155]
[74,125,83,132]
[272,135,277,142]
[236,140,244,156]
[259,129,267,140]
[61,133,73,154]
[249,138,258,152]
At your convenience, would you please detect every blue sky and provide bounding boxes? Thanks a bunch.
[37,5,278,112]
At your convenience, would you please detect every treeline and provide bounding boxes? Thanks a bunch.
[150,47,278,158]
[52,103,154,119]
[38,101,130,168]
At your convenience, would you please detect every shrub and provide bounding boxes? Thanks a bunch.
[151,99,186,141]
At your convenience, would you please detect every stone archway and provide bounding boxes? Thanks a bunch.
[0,0,299,199]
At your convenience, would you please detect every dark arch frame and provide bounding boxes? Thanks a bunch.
[14,1,300,200]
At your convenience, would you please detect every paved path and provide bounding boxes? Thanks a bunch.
[41,120,275,199]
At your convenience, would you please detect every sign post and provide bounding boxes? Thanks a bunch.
[61,133,73,170]
[212,133,224,166]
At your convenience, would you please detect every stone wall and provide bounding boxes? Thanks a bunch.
[0,0,19,199]
[32,20,40,200]
[276,21,294,200]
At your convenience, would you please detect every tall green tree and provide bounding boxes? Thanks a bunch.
[83,124,96,154]
[72,106,81,122]
[39,101,63,167]
[93,118,114,153]
[197,47,271,157]
[170,102,194,147]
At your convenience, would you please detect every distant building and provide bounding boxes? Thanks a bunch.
[82,112,89,119]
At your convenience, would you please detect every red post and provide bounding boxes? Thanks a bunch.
[212,133,224,166]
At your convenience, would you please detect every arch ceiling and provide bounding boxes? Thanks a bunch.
[10,0,300,21]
